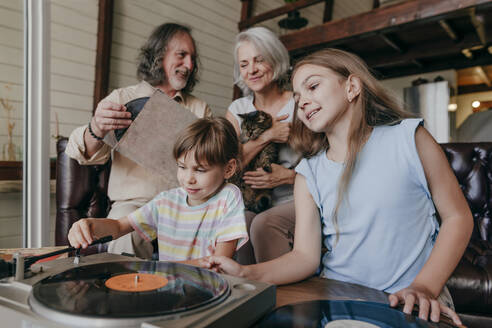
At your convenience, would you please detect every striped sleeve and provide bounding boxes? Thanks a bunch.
[214,184,248,250]
[127,193,162,242]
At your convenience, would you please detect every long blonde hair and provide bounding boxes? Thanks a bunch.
[290,48,413,242]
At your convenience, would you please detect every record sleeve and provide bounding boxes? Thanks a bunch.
[103,90,198,188]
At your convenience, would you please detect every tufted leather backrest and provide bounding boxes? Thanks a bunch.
[440,143,492,242]
[55,137,111,247]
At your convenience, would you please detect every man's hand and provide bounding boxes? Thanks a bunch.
[389,284,462,326]
[91,101,132,138]
[243,164,295,189]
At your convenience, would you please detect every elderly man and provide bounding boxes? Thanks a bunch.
[65,23,211,259]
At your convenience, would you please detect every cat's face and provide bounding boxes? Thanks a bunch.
[238,111,273,143]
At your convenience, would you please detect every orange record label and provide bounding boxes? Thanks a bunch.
[105,273,168,292]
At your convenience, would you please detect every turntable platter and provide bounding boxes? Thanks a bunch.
[29,261,229,323]
[105,272,168,292]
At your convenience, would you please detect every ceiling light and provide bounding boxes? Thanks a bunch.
[448,103,457,111]
[472,100,481,108]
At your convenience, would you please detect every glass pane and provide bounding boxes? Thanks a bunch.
[0,0,24,248]
[49,0,99,246]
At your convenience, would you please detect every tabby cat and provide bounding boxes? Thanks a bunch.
[232,111,278,213]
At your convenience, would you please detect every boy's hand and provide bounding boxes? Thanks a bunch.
[68,219,95,249]
[201,256,244,276]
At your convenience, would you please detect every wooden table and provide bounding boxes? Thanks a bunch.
[275,277,457,327]
[276,276,388,308]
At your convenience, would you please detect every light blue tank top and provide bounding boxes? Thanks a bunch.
[295,119,438,293]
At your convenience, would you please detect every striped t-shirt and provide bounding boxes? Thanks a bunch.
[127,183,248,261]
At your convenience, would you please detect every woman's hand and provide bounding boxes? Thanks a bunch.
[200,256,244,276]
[261,114,291,144]
[243,164,295,189]
[388,284,462,326]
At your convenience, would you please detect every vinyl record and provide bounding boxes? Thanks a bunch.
[257,300,454,328]
[114,97,150,141]
[29,261,229,320]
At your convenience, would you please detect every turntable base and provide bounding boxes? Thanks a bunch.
[0,253,276,328]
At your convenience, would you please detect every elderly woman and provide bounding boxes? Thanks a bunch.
[226,27,300,264]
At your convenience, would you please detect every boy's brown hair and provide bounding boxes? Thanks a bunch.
[173,117,240,168]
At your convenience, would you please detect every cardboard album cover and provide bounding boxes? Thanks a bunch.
[103,90,198,187]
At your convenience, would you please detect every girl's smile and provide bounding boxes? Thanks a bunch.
[293,64,353,134]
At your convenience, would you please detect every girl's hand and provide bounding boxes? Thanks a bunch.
[201,256,244,276]
[68,219,95,249]
[261,114,290,144]
[388,285,462,326]
[243,164,295,189]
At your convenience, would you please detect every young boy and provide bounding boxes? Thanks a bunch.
[68,117,248,265]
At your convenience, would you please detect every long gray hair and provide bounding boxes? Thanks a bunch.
[137,23,199,93]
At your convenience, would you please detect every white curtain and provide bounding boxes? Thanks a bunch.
[404,81,450,143]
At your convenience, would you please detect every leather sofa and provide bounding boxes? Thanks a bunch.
[441,142,492,327]
[55,137,111,254]
[55,138,492,326]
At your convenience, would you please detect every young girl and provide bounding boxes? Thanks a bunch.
[68,117,248,266]
[203,49,472,325]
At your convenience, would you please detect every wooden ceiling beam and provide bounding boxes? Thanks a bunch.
[280,0,492,54]
[376,50,492,79]
[379,33,405,53]
[323,0,334,22]
[412,59,424,68]
[458,84,492,94]
[238,0,324,31]
[240,0,253,28]
[438,19,458,40]
[475,65,492,85]
[366,32,482,68]
[469,7,487,44]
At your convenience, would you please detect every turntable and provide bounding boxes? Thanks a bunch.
[0,252,276,327]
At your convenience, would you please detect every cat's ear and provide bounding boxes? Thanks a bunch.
[240,111,258,119]
[223,158,238,179]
